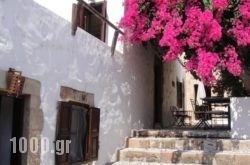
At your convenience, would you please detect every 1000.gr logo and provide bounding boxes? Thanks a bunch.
[10,137,71,155]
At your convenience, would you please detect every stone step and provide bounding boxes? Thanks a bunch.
[111,161,202,165]
[127,137,250,152]
[118,148,250,164]
[132,129,230,139]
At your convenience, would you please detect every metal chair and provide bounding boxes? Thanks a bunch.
[170,106,191,128]
[193,105,211,129]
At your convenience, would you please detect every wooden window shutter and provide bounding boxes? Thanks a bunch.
[100,0,106,41]
[71,3,78,35]
[78,5,86,30]
[72,2,86,35]
[56,102,71,165]
[85,107,100,161]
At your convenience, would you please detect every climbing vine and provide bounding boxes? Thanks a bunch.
[119,0,250,95]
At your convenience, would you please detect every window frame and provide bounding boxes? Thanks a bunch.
[56,101,100,165]
[176,81,183,108]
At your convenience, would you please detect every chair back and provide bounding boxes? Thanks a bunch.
[190,99,196,111]
[194,105,211,120]
[170,106,179,115]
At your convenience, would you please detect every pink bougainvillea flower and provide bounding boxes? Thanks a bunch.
[227,0,250,46]
[212,0,229,10]
[184,8,222,49]
[239,0,250,20]
[119,0,249,86]
[223,45,242,76]
[197,50,219,85]
[185,56,198,71]
[228,19,250,46]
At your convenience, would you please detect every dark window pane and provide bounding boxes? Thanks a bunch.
[177,81,183,108]
[0,96,14,165]
[69,105,88,163]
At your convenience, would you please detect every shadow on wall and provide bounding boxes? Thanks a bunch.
[97,43,154,163]
[231,97,250,139]
[0,1,155,164]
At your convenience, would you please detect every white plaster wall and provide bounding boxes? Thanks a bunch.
[230,97,250,139]
[0,0,154,164]
[162,60,185,127]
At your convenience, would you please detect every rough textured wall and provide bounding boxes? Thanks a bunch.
[0,0,154,164]
[162,60,185,128]
[231,97,250,139]
[184,73,201,124]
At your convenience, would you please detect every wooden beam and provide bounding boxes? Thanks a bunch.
[111,30,119,56]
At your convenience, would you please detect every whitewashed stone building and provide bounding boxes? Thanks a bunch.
[0,0,187,164]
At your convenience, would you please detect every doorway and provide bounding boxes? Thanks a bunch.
[154,57,163,127]
[0,94,24,165]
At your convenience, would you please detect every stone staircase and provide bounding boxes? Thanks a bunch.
[111,129,250,165]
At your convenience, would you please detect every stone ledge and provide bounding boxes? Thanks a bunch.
[119,148,250,164]
[132,129,231,139]
[111,161,202,165]
[128,137,250,152]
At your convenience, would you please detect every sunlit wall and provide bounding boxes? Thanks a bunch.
[0,0,154,164]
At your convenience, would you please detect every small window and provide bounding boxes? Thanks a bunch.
[72,1,106,41]
[56,101,100,164]
[177,81,183,108]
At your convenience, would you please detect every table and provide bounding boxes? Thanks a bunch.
[201,97,230,104]
[194,111,229,129]
[194,97,230,129]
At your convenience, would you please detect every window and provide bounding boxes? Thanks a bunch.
[56,101,100,164]
[72,1,106,41]
[176,81,183,108]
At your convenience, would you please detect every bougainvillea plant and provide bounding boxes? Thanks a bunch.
[119,0,250,95]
